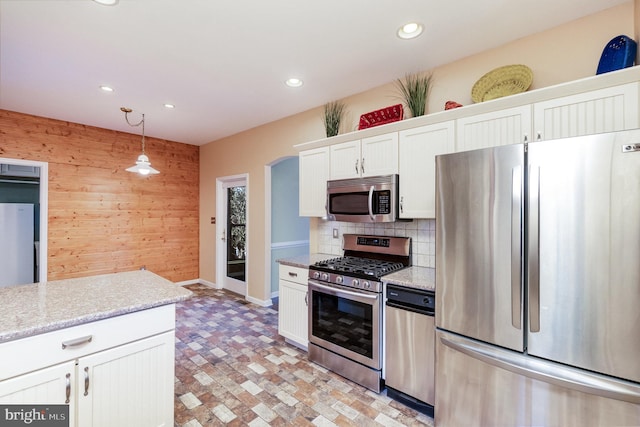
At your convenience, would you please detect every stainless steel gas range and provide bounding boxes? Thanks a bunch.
[307,234,411,392]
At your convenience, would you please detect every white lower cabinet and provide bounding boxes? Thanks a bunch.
[278,264,309,349]
[77,332,174,427]
[0,305,176,427]
[0,361,77,423]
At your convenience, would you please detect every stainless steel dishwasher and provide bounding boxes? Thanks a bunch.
[384,284,435,417]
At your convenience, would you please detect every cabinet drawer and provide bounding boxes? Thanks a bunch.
[279,265,308,285]
[0,304,175,380]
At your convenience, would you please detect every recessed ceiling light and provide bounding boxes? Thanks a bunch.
[164,103,175,109]
[93,0,119,5]
[397,22,423,39]
[99,85,114,92]
[285,78,303,88]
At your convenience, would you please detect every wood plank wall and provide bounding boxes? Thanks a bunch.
[0,110,199,282]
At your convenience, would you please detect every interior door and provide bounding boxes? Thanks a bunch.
[527,131,640,383]
[435,144,524,351]
[217,176,247,296]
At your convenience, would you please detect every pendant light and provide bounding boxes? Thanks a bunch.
[121,107,160,176]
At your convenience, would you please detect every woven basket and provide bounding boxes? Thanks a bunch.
[596,35,637,75]
[471,64,533,103]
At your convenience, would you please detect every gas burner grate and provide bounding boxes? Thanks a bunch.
[314,256,405,279]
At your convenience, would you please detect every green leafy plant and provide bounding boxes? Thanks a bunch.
[396,72,433,117]
[323,100,346,137]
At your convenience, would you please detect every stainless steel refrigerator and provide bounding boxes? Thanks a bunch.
[0,203,34,287]
[435,130,640,426]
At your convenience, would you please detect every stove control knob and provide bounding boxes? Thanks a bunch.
[321,273,329,281]
[312,271,320,280]
[336,276,343,284]
[352,279,360,288]
[363,281,371,289]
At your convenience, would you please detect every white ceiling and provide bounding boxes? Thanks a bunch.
[0,0,629,146]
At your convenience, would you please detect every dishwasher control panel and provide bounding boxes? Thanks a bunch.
[386,285,435,315]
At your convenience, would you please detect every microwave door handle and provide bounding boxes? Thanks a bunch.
[368,185,375,221]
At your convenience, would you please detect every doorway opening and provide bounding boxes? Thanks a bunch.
[0,158,48,285]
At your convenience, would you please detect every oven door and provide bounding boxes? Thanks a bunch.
[308,279,382,369]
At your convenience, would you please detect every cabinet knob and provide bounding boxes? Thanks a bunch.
[361,157,365,174]
[288,272,297,277]
[354,159,359,174]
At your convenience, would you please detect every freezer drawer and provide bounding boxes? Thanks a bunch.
[385,305,435,406]
[435,330,640,427]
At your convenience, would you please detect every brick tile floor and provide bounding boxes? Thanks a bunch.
[174,284,434,426]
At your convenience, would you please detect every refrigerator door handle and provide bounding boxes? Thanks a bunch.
[528,165,541,332]
[441,334,640,405]
[511,166,522,330]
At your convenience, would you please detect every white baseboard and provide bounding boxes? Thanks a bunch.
[177,278,273,307]
[174,278,200,287]
[246,295,273,307]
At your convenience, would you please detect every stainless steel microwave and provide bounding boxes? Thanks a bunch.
[326,174,399,223]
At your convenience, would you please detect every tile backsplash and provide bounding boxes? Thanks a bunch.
[316,219,436,268]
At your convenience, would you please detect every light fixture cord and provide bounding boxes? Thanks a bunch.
[123,111,146,154]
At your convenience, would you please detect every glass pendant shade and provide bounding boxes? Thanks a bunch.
[126,154,160,175]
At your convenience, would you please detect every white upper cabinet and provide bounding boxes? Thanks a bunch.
[533,82,639,141]
[329,139,361,179]
[399,121,455,219]
[299,146,329,217]
[361,133,399,177]
[330,133,398,180]
[296,73,640,218]
[456,105,532,152]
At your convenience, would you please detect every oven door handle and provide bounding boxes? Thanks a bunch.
[368,185,375,221]
[309,280,379,300]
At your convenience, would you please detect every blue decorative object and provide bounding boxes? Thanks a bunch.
[596,35,637,75]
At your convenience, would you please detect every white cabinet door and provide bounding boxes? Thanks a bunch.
[77,331,174,427]
[299,147,329,217]
[399,121,455,219]
[360,133,398,177]
[0,361,76,426]
[533,82,639,141]
[278,264,309,349]
[456,105,532,152]
[278,280,308,348]
[330,133,398,179]
[330,139,361,180]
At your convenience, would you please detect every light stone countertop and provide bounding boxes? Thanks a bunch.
[0,270,192,343]
[276,253,334,269]
[382,266,436,292]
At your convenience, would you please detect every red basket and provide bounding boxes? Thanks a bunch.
[358,104,404,130]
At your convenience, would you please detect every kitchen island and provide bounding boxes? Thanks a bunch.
[0,270,192,427]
